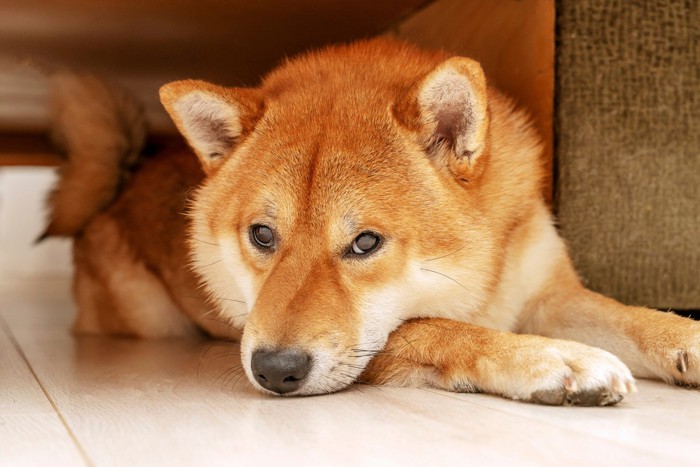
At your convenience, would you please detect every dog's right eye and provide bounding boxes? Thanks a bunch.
[346,231,382,258]
[250,225,275,250]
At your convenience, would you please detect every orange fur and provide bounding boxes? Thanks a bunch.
[43,73,146,237]
[46,39,699,404]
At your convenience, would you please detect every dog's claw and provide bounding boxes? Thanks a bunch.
[563,375,578,392]
[676,350,689,373]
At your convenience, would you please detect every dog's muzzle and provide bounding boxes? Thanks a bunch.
[251,348,312,394]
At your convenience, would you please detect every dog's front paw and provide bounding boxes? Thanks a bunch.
[638,319,700,386]
[464,339,637,406]
[361,320,637,406]
[522,343,636,406]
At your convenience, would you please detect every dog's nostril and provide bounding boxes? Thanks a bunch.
[251,348,312,395]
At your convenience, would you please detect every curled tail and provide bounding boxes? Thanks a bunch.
[42,73,147,238]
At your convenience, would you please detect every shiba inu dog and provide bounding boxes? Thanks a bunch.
[44,39,700,405]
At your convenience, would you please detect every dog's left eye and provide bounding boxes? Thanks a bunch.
[347,232,382,257]
[250,224,275,250]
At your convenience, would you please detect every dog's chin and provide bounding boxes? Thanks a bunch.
[242,353,374,397]
[249,377,354,397]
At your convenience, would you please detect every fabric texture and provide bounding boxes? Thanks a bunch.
[555,0,699,308]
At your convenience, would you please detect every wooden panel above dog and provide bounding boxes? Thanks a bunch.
[0,0,554,192]
[1,0,432,135]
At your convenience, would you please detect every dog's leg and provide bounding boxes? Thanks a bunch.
[72,216,196,338]
[520,267,700,386]
[360,318,635,406]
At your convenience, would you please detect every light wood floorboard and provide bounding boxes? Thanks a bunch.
[1,279,699,466]
[0,299,86,465]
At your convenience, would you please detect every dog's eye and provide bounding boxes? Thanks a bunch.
[348,232,382,257]
[250,225,275,250]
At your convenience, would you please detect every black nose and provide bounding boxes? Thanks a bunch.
[251,349,312,394]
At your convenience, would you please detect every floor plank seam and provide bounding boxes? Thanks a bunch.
[0,315,94,467]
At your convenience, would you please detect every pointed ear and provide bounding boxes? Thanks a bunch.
[395,57,489,182]
[159,80,263,173]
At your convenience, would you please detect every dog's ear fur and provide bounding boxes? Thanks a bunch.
[395,57,489,182]
[160,80,264,173]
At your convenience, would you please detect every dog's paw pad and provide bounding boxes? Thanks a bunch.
[529,386,625,406]
[565,387,623,406]
[530,388,566,405]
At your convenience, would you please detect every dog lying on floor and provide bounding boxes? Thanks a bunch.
[43,39,699,404]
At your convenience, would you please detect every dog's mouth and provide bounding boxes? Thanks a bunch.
[240,344,378,396]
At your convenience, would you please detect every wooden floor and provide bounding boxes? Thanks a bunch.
[1,279,699,467]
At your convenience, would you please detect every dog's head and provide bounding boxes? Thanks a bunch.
[160,40,542,395]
